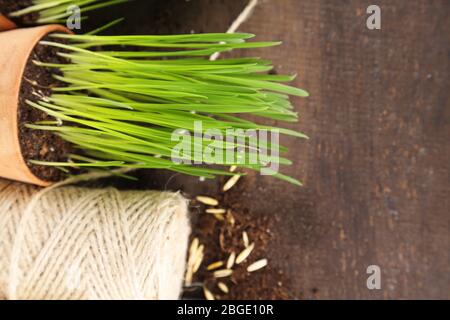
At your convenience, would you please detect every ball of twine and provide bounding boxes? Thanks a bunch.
[0,179,190,300]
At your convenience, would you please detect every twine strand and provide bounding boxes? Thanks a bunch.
[0,180,190,300]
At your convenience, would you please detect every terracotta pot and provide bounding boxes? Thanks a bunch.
[0,25,70,186]
[0,13,16,31]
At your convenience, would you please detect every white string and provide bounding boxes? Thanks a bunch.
[210,0,259,61]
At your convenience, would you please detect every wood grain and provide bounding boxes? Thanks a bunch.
[88,0,449,299]
[230,0,450,299]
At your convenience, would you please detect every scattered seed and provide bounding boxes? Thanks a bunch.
[229,166,237,172]
[214,214,225,221]
[223,175,241,192]
[236,243,255,264]
[203,286,215,301]
[243,231,249,247]
[218,282,229,294]
[213,269,233,278]
[185,269,193,286]
[196,244,204,255]
[207,261,224,271]
[226,252,236,269]
[193,258,202,273]
[185,238,201,285]
[206,208,227,214]
[185,238,205,286]
[193,245,204,273]
[196,196,219,206]
[189,238,199,256]
[226,210,236,226]
[247,259,268,273]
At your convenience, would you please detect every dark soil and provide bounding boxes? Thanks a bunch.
[18,36,71,182]
[182,173,292,300]
[0,0,38,25]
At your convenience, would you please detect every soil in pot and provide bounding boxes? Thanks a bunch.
[18,35,72,182]
[0,0,38,26]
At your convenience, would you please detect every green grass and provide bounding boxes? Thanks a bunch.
[9,0,127,23]
[27,32,309,185]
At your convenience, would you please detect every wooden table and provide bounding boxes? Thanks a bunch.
[89,0,449,299]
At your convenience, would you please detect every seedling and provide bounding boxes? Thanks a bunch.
[27,32,309,184]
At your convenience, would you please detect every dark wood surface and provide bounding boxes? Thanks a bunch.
[89,0,449,299]
[236,0,449,300]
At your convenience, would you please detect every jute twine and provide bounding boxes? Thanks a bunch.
[0,179,190,300]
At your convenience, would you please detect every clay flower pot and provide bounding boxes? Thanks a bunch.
[0,25,69,186]
[0,13,16,31]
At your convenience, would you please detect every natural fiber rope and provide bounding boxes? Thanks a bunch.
[0,179,190,300]
[210,0,259,60]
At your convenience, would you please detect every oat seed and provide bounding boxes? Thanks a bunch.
[196,196,219,206]
[203,287,215,300]
[189,238,199,254]
[185,238,203,285]
[206,208,227,214]
[213,269,233,278]
[223,175,241,192]
[226,210,236,226]
[226,252,236,269]
[185,272,193,286]
[236,243,255,264]
[247,259,268,273]
[207,261,224,271]
[193,245,204,273]
[218,282,229,294]
[243,231,249,247]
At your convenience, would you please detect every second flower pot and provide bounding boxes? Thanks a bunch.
[0,13,16,31]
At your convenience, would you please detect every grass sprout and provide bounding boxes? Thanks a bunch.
[27,32,309,185]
